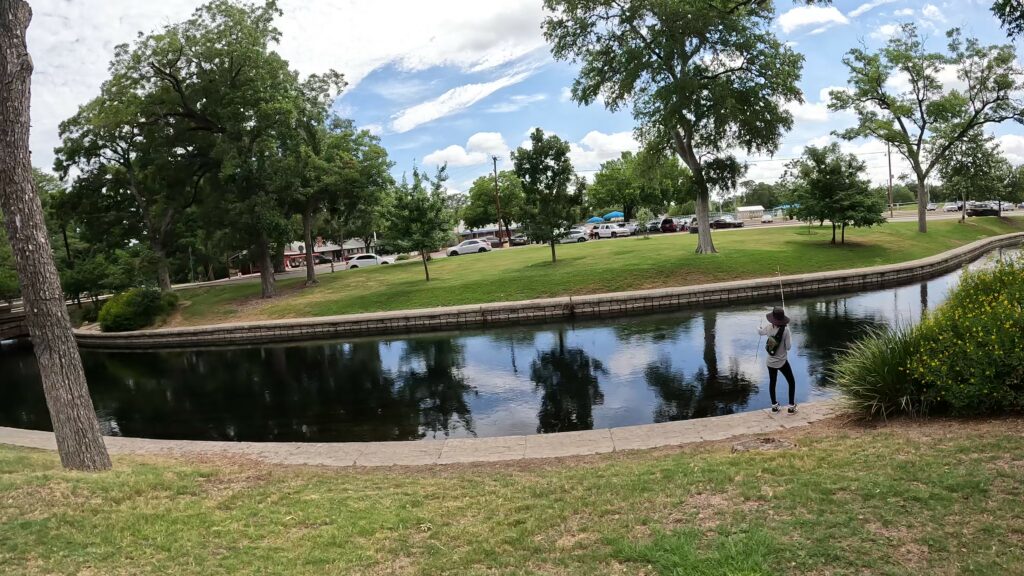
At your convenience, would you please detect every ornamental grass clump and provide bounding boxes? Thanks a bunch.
[830,324,925,419]
[908,259,1024,415]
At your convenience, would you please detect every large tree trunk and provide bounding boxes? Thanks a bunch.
[672,129,716,254]
[152,241,172,292]
[0,0,110,471]
[916,178,928,233]
[831,222,837,244]
[549,239,557,263]
[302,208,317,286]
[256,232,276,298]
[420,251,430,281]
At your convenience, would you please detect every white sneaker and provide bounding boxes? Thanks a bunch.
[771,403,781,413]
[787,404,798,414]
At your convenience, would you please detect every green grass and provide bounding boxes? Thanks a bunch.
[2,419,1023,575]
[174,217,1024,326]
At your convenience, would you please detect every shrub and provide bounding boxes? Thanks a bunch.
[80,301,105,324]
[98,288,177,332]
[830,324,925,419]
[833,258,1024,418]
[908,259,1024,415]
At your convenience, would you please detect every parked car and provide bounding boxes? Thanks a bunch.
[558,229,588,243]
[926,203,938,211]
[647,219,662,232]
[943,202,961,212]
[481,235,503,248]
[594,223,631,238]
[659,218,687,233]
[510,234,530,246]
[448,239,493,256]
[344,253,394,269]
[710,214,744,229]
[967,202,999,217]
[1003,202,1016,212]
[620,221,640,235]
[760,213,774,223]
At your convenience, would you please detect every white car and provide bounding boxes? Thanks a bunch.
[594,223,631,238]
[943,202,961,212]
[620,221,640,235]
[448,239,493,256]
[761,213,774,223]
[558,229,588,243]
[344,253,394,269]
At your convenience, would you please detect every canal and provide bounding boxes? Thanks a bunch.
[0,246,1017,442]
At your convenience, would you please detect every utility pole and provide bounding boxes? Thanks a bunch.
[492,155,508,247]
[886,142,894,218]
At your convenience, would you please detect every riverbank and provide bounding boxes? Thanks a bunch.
[172,218,1022,327]
[2,416,1022,575]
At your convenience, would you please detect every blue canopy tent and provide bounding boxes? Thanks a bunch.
[587,216,604,224]
[603,211,624,221]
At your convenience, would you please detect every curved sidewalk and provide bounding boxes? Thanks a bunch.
[73,232,1024,350]
[0,400,838,467]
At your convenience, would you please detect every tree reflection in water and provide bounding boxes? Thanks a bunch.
[530,330,606,433]
[396,338,477,439]
[795,299,884,387]
[645,311,756,422]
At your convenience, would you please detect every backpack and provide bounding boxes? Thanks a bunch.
[765,326,785,356]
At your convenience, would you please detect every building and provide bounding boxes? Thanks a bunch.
[737,205,765,220]
[283,238,367,268]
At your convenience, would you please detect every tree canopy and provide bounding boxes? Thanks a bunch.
[784,144,886,244]
[543,0,804,254]
[384,166,454,282]
[463,170,524,236]
[587,151,692,220]
[829,24,1024,233]
[993,0,1024,38]
[512,128,580,263]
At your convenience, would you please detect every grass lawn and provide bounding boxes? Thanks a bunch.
[173,217,1024,326]
[2,418,1023,575]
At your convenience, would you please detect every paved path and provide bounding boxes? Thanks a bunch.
[0,400,839,467]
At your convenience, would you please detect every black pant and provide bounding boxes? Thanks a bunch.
[768,361,796,405]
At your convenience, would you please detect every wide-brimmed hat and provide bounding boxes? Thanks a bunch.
[766,307,790,327]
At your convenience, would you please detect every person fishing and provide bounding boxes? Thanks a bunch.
[758,307,797,414]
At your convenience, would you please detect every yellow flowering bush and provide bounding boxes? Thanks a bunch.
[909,259,1024,415]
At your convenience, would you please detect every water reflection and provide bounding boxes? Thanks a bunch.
[0,247,1017,442]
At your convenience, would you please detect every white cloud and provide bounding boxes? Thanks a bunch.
[893,8,915,17]
[390,72,531,133]
[777,6,849,34]
[819,86,851,104]
[487,93,547,113]
[559,86,573,103]
[26,0,548,169]
[848,0,898,18]
[361,123,384,136]
[921,4,946,23]
[997,134,1024,165]
[871,23,901,40]
[785,100,830,122]
[422,132,510,167]
[568,131,639,172]
[885,64,967,95]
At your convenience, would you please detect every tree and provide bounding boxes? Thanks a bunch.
[784,144,886,244]
[588,150,692,220]
[0,0,110,471]
[512,128,580,263]
[939,130,1015,219]
[737,180,784,209]
[462,170,524,235]
[993,0,1024,39]
[543,0,804,254]
[829,24,1024,233]
[384,166,454,281]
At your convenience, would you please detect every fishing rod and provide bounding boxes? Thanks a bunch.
[754,267,787,363]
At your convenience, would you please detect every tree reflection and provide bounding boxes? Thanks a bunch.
[531,330,606,433]
[396,338,477,438]
[796,299,884,387]
[645,312,757,421]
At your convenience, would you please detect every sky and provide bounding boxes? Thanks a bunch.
[26,0,1024,197]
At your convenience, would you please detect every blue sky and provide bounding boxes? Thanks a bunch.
[27,0,1024,194]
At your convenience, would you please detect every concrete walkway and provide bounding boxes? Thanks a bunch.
[0,400,839,467]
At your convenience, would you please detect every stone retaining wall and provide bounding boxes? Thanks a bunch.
[74,232,1024,350]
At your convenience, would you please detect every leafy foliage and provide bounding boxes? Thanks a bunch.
[831,324,925,419]
[939,130,1018,210]
[829,24,1024,231]
[462,171,524,234]
[587,151,692,221]
[98,287,178,332]
[384,166,454,281]
[512,129,580,262]
[993,0,1024,38]
[784,144,886,244]
[543,0,804,253]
